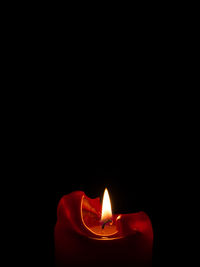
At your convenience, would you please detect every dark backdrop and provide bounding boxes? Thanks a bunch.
[7,17,191,265]
[17,107,185,267]
[17,92,184,267]
[16,95,186,267]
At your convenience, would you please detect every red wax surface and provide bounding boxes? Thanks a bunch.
[54,191,153,267]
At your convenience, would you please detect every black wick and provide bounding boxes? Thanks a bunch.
[102,219,112,229]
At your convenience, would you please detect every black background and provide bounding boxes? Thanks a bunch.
[11,83,188,267]
[15,95,185,267]
[9,26,189,265]
[13,97,188,267]
[4,8,195,266]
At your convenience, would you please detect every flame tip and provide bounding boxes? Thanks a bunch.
[101,187,112,221]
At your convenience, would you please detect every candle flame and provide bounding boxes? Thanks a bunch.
[101,188,112,221]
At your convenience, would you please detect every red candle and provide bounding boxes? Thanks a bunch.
[54,189,153,267]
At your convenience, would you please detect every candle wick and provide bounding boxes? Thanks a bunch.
[102,219,112,229]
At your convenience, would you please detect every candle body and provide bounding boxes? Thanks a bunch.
[55,191,153,267]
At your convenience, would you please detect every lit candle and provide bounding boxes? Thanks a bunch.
[55,189,153,267]
[87,188,117,236]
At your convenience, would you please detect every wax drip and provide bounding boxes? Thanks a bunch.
[102,219,112,229]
